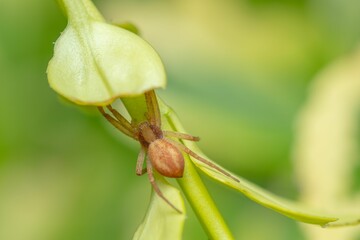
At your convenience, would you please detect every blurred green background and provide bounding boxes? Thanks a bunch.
[1,0,360,239]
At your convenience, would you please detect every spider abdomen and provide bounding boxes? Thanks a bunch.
[148,139,184,178]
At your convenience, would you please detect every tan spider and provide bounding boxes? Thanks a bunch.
[98,91,238,213]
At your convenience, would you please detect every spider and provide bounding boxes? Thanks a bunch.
[98,91,239,213]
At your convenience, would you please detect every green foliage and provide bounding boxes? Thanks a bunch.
[2,0,360,239]
[133,175,186,240]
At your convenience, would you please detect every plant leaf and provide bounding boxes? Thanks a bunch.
[294,46,360,239]
[159,101,358,227]
[133,176,186,240]
[47,0,166,105]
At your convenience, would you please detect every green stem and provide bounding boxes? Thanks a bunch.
[177,157,234,239]
[121,94,234,240]
[121,95,148,124]
[58,0,104,23]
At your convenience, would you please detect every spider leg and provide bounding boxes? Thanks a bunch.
[98,106,136,140]
[145,90,161,128]
[136,147,147,176]
[146,157,182,213]
[165,139,240,183]
[106,105,134,131]
[163,131,200,141]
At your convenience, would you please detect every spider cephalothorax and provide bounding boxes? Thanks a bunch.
[136,121,163,148]
[99,91,238,213]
